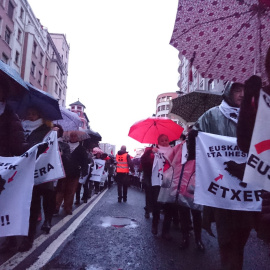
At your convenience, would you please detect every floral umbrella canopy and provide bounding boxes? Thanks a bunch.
[170,0,270,85]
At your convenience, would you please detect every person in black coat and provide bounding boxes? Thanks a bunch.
[55,131,88,215]
[0,84,26,253]
[237,46,270,243]
[18,107,52,252]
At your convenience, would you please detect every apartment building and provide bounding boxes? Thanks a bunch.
[0,0,69,106]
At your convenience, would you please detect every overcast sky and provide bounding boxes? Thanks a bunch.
[28,0,180,154]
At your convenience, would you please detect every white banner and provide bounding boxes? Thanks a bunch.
[34,131,65,185]
[151,153,173,187]
[90,159,105,182]
[243,90,270,191]
[0,145,38,237]
[195,132,262,211]
[151,153,165,186]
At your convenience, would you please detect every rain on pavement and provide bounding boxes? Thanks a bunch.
[1,183,267,270]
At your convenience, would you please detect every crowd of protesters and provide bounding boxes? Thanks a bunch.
[0,91,112,252]
[1,48,270,270]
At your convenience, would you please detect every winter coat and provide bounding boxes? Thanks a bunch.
[237,79,270,240]
[0,104,25,156]
[194,106,237,137]
[58,141,71,176]
[194,100,257,238]
[68,144,89,178]
[115,150,134,174]
[140,147,155,178]
[26,123,53,190]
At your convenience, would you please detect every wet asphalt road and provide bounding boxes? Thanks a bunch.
[1,184,269,269]
[39,185,270,270]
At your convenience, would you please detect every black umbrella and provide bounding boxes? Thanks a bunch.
[171,90,223,123]
[0,60,28,97]
[12,82,62,121]
[86,129,102,141]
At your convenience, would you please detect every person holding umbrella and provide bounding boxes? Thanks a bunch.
[192,82,258,269]
[115,145,134,203]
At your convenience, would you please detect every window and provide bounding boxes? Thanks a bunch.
[47,42,49,51]
[17,29,22,42]
[56,66,59,77]
[45,58,48,68]
[62,100,64,107]
[8,1,14,19]
[38,71,42,84]
[30,62,35,75]
[5,27,11,44]
[40,52,44,65]
[44,75,47,86]
[71,106,75,109]
[15,51,19,64]
[166,104,170,110]
[60,73,63,82]
[77,106,82,110]
[33,42,37,55]
[55,82,58,94]
[19,7,24,19]
[2,53,9,64]
[59,88,62,98]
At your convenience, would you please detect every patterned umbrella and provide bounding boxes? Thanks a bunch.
[171,90,223,123]
[170,0,270,85]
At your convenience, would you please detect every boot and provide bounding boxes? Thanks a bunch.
[144,210,150,219]
[41,220,52,234]
[18,236,33,252]
[151,223,158,235]
[0,236,17,253]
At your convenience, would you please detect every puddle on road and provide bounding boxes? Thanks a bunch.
[100,216,138,228]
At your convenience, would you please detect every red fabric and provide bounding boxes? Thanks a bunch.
[128,117,184,144]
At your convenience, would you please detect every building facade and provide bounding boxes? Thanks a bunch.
[69,100,89,130]
[0,0,69,106]
[178,54,229,95]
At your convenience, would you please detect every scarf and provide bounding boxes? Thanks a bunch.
[68,142,79,153]
[0,102,6,116]
[219,100,240,124]
[22,118,43,138]
[158,145,173,157]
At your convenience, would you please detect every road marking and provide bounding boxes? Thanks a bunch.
[0,192,106,270]
[26,191,107,270]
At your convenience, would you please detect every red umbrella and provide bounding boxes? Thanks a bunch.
[128,117,184,144]
[170,0,270,85]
